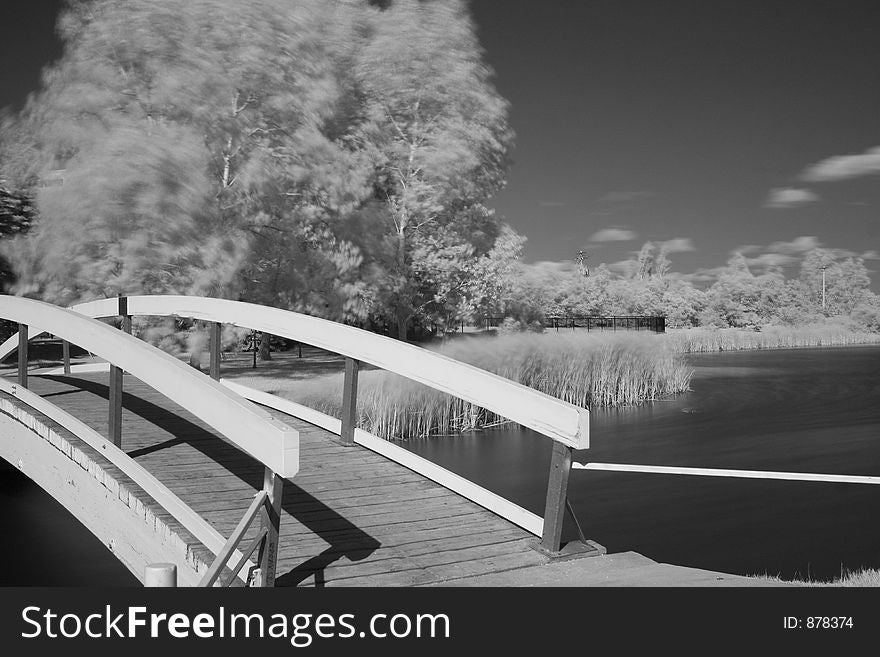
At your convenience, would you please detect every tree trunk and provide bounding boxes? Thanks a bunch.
[258,332,272,360]
[396,226,408,341]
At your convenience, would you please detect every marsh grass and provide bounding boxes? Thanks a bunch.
[666,324,880,353]
[251,332,693,440]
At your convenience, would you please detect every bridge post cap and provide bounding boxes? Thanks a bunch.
[144,563,178,587]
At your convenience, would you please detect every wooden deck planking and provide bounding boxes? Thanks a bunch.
[12,372,548,586]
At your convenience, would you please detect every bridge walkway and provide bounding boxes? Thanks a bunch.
[15,371,549,587]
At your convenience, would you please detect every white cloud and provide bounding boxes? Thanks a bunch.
[744,253,796,269]
[589,227,638,242]
[764,236,821,255]
[765,187,820,209]
[657,237,695,253]
[801,146,880,182]
[861,250,880,260]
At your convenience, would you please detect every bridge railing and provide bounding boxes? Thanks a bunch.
[37,295,592,554]
[0,296,298,585]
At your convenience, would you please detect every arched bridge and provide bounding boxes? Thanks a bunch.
[0,295,599,587]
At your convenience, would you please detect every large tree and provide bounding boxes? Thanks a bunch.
[0,0,373,308]
[351,0,514,339]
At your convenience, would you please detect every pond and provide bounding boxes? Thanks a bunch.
[404,345,880,582]
[2,345,878,584]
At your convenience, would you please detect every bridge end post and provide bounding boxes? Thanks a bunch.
[144,563,177,587]
[340,357,360,445]
[256,468,283,587]
[17,323,28,388]
[540,441,573,554]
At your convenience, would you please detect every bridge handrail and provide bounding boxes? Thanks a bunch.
[0,296,299,478]
[66,295,589,449]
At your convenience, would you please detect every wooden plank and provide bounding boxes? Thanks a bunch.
[225,382,543,536]
[72,296,589,449]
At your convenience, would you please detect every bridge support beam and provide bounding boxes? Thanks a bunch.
[17,323,28,389]
[209,322,222,381]
[109,297,131,447]
[540,441,573,553]
[62,340,71,375]
[340,357,359,445]
[256,468,284,587]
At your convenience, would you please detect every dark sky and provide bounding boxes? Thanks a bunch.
[469,0,880,285]
[2,1,878,286]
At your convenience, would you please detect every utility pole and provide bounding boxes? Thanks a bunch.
[820,264,828,310]
[575,250,590,278]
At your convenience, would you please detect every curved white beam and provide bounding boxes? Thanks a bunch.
[0,296,299,477]
[70,295,589,449]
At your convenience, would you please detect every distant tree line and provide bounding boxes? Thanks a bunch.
[502,243,880,332]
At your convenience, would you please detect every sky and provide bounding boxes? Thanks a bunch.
[1,0,878,288]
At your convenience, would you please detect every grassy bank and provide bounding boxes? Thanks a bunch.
[665,323,880,353]
[236,332,692,440]
[754,568,880,587]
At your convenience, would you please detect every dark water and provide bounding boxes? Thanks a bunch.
[2,345,879,584]
[404,345,880,582]
[0,461,139,585]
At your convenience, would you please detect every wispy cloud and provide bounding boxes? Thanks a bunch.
[657,237,695,254]
[801,146,880,182]
[597,190,653,204]
[765,187,820,209]
[589,226,638,242]
[764,235,821,255]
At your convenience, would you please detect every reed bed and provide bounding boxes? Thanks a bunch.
[666,324,880,353]
[271,332,693,440]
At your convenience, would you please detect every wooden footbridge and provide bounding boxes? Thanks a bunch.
[0,294,613,587]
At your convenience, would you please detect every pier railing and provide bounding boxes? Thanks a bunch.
[3,295,593,555]
[0,296,298,586]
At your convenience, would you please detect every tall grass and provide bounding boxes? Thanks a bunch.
[666,324,880,353]
[276,332,692,440]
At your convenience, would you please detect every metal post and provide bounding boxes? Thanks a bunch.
[540,441,573,554]
[257,468,283,587]
[62,340,71,375]
[17,323,28,389]
[144,563,177,587]
[209,322,221,381]
[341,357,360,445]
